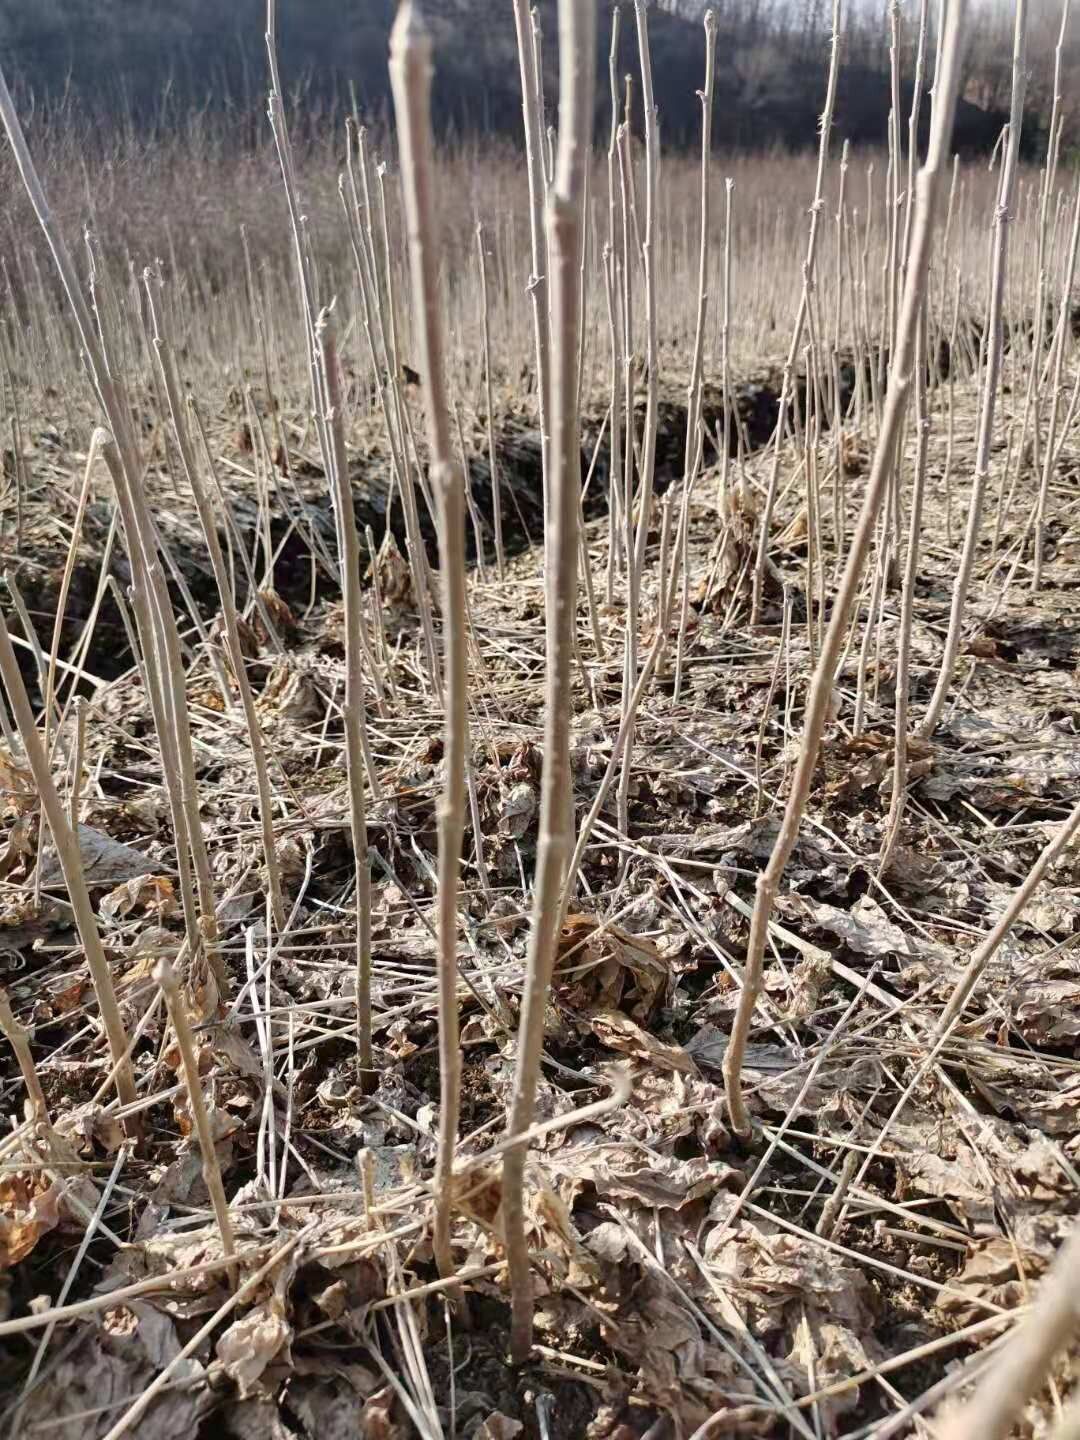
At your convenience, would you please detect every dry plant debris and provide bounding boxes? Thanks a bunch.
[0,0,1077,1436]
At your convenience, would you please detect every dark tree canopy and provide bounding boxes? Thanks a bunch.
[0,0,1026,156]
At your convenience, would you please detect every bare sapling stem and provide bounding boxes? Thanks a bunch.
[604,6,623,601]
[5,574,49,726]
[603,243,623,603]
[155,958,237,1281]
[531,8,552,192]
[375,169,445,679]
[511,0,552,520]
[617,116,636,591]
[0,987,51,1127]
[750,0,843,626]
[69,695,87,830]
[616,0,660,857]
[390,0,468,1289]
[900,0,930,305]
[666,8,716,702]
[918,0,1027,738]
[614,135,637,853]
[943,265,961,545]
[853,512,888,737]
[937,155,960,395]
[723,0,969,1138]
[476,223,505,580]
[454,402,487,584]
[718,176,735,517]
[503,0,595,1364]
[1014,0,1071,577]
[313,309,376,1098]
[753,588,793,820]
[0,609,137,1120]
[879,303,931,874]
[629,0,660,609]
[1032,171,1080,592]
[577,417,608,665]
[886,2,903,386]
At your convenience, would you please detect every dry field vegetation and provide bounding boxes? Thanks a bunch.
[0,0,1078,1436]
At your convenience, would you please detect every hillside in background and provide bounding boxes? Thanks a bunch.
[0,0,1031,156]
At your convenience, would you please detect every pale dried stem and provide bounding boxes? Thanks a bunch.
[340,129,432,655]
[1017,0,1071,580]
[0,986,50,1125]
[616,2,661,855]
[666,8,717,702]
[503,0,595,1364]
[1032,171,1080,591]
[314,309,376,1095]
[0,609,137,1118]
[155,957,236,1280]
[629,0,660,609]
[68,695,86,830]
[374,164,443,680]
[511,0,552,515]
[718,176,735,516]
[604,6,623,600]
[390,0,468,1288]
[901,0,930,290]
[476,223,505,580]
[5,572,49,721]
[879,301,931,874]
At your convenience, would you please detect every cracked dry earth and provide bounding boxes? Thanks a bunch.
[0,368,1078,1440]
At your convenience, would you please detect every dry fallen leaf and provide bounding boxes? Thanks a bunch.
[360,1385,405,1440]
[0,747,38,818]
[37,824,162,890]
[776,892,943,959]
[216,1303,292,1396]
[549,1140,735,1211]
[474,1414,524,1439]
[16,1303,211,1438]
[0,1172,61,1268]
[581,1006,698,1075]
[936,1236,1044,1324]
[497,779,536,839]
[100,873,178,923]
[556,912,671,1022]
